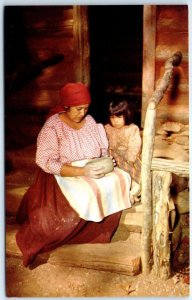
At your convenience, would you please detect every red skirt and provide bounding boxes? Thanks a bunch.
[16,168,121,267]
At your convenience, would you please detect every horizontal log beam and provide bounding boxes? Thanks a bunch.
[151,158,189,177]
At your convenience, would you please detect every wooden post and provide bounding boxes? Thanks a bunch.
[73,6,90,85]
[152,171,172,280]
[142,5,157,127]
[141,102,156,274]
[141,51,182,275]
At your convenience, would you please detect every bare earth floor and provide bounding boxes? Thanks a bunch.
[6,256,190,297]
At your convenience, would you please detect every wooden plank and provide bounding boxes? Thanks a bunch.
[157,32,188,47]
[152,171,172,280]
[155,61,189,80]
[73,6,90,85]
[23,6,73,28]
[124,202,143,213]
[157,84,189,97]
[156,105,189,124]
[120,212,143,227]
[27,36,74,51]
[153,138,189,162]
[141,5,157,127]
[157,102,189,115]
[157,5,188,32]
[151,158,189,177]
[112,226,141,242]
[156,44,188,61]
[6,225,141,276]
[44,242,141,275]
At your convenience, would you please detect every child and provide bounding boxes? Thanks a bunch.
[105,99,142,203]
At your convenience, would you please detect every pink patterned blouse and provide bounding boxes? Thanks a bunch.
[36,114,109,175]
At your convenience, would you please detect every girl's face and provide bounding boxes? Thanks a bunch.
[66,105,89,123]
[110,115,125,129]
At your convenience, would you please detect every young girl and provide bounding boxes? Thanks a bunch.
[105,99,142,202]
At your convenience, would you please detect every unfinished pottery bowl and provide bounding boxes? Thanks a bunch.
[86,156,114,174]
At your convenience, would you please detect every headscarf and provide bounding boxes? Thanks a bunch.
[47,82,91,118]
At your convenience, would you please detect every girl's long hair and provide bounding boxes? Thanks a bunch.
[108,99,133,125]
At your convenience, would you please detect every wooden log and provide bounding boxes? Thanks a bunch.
[73,6,90,85]
[151,158,189,177]
[141,5,156,126]
[6,224,141,276]
[153,140,189,162]
[43,242,141,276]
[152,171,172,280]
[141,51,182,275]
[141,104,156,274]
[157,5,188,32]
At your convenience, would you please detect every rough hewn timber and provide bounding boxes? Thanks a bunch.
[151,158,189,177]
[141,50,182,275]
[6,224,141,276]
[141,5,156,126]
[152,171,172,280]
[73,6,90,85]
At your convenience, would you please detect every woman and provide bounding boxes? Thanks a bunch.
[105,99,142,201]
[16,83,132,267]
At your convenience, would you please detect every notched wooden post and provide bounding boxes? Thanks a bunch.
[141,51,182,275]
[152,170,172,280]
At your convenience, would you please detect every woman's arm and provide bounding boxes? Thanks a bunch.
[36,125,63,175]
[60,163,105,178]
[36,122,105,178]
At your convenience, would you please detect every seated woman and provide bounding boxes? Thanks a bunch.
[105,99,142,203]
[16,82,132,267]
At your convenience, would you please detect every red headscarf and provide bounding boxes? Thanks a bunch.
[47,82,91,118]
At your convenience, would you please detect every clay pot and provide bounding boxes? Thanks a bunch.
[86,157,114,174]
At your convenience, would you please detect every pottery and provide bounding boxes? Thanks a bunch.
[86,157,114,174]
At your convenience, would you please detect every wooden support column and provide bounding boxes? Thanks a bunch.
[73,6,90,85]
[141,5,156,127]
[152,170,172,280]
[141,51,182,275]
[141,102,156,274]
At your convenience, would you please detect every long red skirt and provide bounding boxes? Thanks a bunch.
[16,168,121,267]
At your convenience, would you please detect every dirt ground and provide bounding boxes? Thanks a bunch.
[5,256,190,298]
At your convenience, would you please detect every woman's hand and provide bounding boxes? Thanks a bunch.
[84,164,105,179]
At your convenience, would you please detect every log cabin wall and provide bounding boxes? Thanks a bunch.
[5,5,142,153]
[6,5,188,150]
[155,5,189,126]
[142,5,189,128]
[5,6,77,151]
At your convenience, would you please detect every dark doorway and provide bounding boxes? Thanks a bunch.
[88,5,143,126]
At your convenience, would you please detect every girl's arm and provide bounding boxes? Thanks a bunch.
[124,125,142,162]
[97,123,109,156]
[114,125,141,163]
